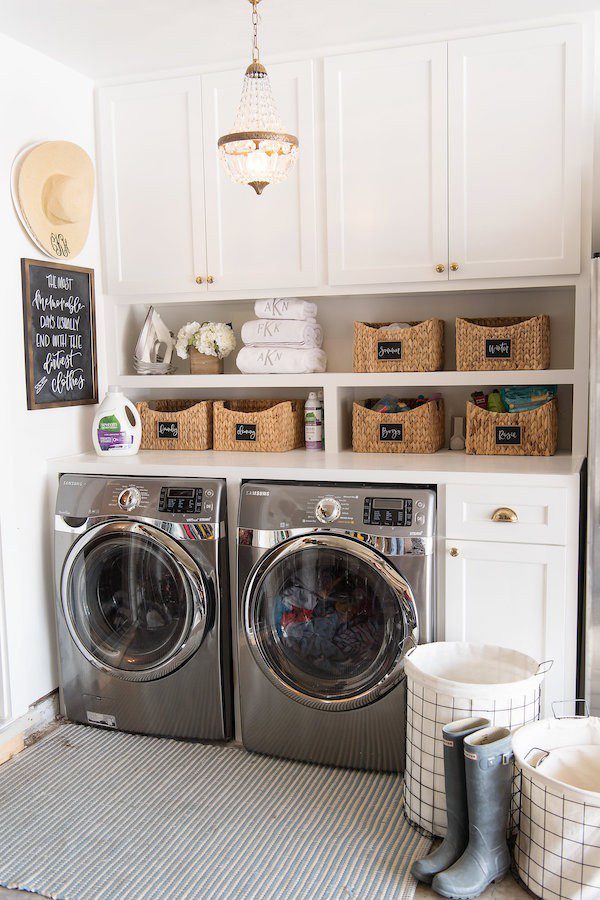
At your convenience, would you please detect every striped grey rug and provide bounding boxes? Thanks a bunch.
[0,724,429,899]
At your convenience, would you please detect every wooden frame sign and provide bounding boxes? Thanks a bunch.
[21,258,98,410]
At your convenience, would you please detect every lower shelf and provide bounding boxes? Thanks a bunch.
[48,449,584,484]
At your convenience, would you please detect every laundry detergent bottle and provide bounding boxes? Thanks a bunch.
[93,386,141,456]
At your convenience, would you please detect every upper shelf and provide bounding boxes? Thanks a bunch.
[117,370,577,390]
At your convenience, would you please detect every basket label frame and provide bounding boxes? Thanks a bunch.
[495,425,521,445]
[379,423,404,442]
[485,338,512,359]
[236,423,257,441]
[157,421,179,440]
[377,340,403,361]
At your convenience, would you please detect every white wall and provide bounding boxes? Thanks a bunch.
[0,33,105,720]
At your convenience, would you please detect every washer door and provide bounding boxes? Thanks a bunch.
[61,520,209,682]
[243,533,418,710]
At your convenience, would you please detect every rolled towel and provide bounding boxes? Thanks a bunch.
[241,319,323,348]
[254,298,317,321]
[236,346,327,374]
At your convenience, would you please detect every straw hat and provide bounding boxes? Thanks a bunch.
[11,141,94,260]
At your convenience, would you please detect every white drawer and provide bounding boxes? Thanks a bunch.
[445,484,569,545]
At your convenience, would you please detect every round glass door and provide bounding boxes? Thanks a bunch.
[62,521,208,681]
[244,534,417,709]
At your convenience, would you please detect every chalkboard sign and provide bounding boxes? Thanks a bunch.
[379,423,404,442]
[21,258,98,410]
[236,423,257,441]
[377,340,403,360]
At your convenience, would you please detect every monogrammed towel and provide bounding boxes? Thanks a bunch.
[236,346,327,374]
[254,298,317,321]
[241,319,323,348]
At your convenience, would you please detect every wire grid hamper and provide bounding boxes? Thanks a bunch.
[137,399,213,450]
[352,319,444,372]
[403,643,550,837]
[455,316,550,371]
[465,398,558,456]
[352,399,445,454]
[212,399,305,452]
[511,712,600,900]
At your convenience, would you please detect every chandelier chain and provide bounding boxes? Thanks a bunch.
[251,2,260,62]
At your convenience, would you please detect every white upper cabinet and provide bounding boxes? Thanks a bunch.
[202,60,318,292]
[324,44,449,285]
[98,77,206,295]
[448,25,582,279]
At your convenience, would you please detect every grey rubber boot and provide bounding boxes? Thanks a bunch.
[411,717,490,885]
[432,726,514,899]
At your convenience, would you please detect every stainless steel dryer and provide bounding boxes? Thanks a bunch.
[237,482,435,772]
[54,475,232,740]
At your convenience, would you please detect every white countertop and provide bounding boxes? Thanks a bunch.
[47,449,584,486]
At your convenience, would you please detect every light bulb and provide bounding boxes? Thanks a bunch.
[246,148,269,180]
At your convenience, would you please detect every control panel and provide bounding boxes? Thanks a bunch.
[363,497,413,527]
[158,486,204,514]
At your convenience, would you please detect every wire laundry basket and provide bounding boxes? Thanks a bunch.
[511,702,600,900]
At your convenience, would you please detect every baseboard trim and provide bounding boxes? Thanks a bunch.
[0,690,59,762]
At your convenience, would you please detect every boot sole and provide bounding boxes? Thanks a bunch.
[432,873,507,899]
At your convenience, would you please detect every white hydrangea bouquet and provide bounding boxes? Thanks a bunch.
[176,321,236,375]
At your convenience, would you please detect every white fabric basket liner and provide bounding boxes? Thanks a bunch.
[404,642,546,699]
[513,718,600,800]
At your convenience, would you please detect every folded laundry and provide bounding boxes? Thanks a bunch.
[236,346,327,374]
[241,319,323,349]
[254,298,317,321]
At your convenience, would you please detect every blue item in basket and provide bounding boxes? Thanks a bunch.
[500,385,557,413]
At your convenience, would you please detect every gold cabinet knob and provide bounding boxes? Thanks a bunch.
[435,263,445,273]
[450,262,459,271]
[195,276,203,284]
[207,275,215,284]
[491,507,518,523]
[449,547,459,557]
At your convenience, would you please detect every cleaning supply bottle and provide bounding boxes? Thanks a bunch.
[304,392,323,450]
[92,386,142,456]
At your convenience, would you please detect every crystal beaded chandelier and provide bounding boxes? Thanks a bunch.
[217,0,299,195]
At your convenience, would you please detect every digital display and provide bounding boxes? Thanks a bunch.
[364,497,413,527]
[158,487,203,514]
[373,498,405,510]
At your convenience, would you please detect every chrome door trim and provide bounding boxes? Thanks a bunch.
[238,526,433,556]
[242,532,418,712]
[56,515,223,541]
[61,520,209,682]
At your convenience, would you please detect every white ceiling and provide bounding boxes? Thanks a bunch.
[1,0,599,80]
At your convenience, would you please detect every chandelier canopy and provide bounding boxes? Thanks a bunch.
[217,0,299,195]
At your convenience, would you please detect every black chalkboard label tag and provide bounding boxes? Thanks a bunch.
[495,425,521,445]
[379,423,404,442]
[485,338,512,359]
[377,340,403,361]
[157,421,179,440]
[236,423,257,441]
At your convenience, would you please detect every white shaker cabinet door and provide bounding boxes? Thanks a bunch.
[324,43,448,285]
[202,60,318,292]
[448,25,582,279]
[444,540,570,714]
[98,77,206,295]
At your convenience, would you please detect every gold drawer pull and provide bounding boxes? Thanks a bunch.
[195,276,203,284]
[435,263,445,273]
[492,507,518,523]
[449,547,459,557]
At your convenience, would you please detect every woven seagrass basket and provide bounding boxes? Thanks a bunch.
[352,319,444,373]
[455,316,550,371]
[213,399,305,452]
[352,399,445,454]
[465,398,558,456]
[137,399,213,451]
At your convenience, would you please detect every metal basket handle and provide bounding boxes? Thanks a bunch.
[552,699,590,719]
[535,659,553,675]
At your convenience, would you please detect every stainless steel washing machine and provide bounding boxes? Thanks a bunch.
[54,475,232,740]
[237,481,435,772]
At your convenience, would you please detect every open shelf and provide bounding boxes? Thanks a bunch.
[117,369,576,390]
[49,449,584,484]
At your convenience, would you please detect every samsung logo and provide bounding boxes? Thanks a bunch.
[247,490,270,496]
[64,480,84,486]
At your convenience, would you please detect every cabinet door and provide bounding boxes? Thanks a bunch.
[448,25,582,279]
[202,60,318,292]
[445,540,569,713]
[98,77,206,295]
[324,43,448,285]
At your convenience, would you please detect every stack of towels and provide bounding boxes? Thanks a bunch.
[236,299,327,374]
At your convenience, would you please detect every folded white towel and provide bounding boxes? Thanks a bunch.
[236,346,327,374]
[241,319,323,349]
[254,298,317,321]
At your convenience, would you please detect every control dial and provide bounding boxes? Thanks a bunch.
[118,487,141,511]
[315,497,341,524]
